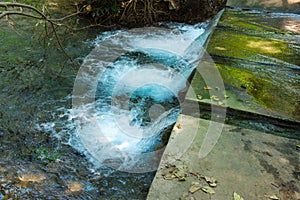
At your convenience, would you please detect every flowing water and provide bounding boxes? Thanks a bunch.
[0,10,222,198]
[1,7,298,199]
[70,15,224,173]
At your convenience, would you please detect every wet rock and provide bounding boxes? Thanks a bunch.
[206,8,300,121]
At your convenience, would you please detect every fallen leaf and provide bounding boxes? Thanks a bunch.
[204,86,212,90]
[162,164,176,180]
[265,195,280,200]
[296,144,300,148]
[210,95,220,101]
[85,5,92,12]
[233,192,244,200]
[174,164,188,181]
[189,182,201,194]
[204,176,217,184]
[189,185,201,193]
[177,124,182,129]
[201,186,215,194]
[224,95,230,99]
[163,173,176,180]
[162,164,188,181]
[18,173,46,182]
[209,182,217,187]
[197,95,203,100]
[68,181,84,193]
[218,101,224,106]
[176,176,186,181]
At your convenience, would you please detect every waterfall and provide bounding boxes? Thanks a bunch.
[71,10,224,173]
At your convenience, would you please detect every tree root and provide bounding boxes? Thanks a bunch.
[120,0,158,24]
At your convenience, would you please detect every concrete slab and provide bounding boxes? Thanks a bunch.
[147,114,300,200]
[186,8,300,122]
[147,8,300,199]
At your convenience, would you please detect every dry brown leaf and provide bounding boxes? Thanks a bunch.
[18,173,46,182]
[204,86,212,90]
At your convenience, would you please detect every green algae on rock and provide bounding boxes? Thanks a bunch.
[206,8,300,121]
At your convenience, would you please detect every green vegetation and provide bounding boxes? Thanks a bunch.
[0,0,168,26]
[208,30,297,66]
[216,62,296,114]
[220,9,297,36]
[34,147,61,162]
[206,9,300,119]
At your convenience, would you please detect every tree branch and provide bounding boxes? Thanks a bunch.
[0,11,43,20]
[0,2,47,19]
[50,11,82,22]
[0,2,119,70]
[0,2,80,69]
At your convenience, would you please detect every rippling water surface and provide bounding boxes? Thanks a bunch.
[0,18,209,198]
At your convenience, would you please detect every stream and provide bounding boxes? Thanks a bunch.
[0,9,220,198]
[1,7,299,199]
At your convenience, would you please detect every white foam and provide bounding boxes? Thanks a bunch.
[38,22,208,172]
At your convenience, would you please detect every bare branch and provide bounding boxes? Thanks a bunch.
[0,2,47,19]
[0,11,43,20]
[0,2,117,70]
[0,2,79,69]
[0,2,112,31]
[50,11,82,21]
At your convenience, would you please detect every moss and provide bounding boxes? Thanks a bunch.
[34,147,61,162]
[220,9,295,35]
[203,9,299,119]
[210,9,300,66]
[208,30,297,66]
[215,62,296,117]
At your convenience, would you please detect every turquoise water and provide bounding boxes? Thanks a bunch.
[0,15,211,198]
